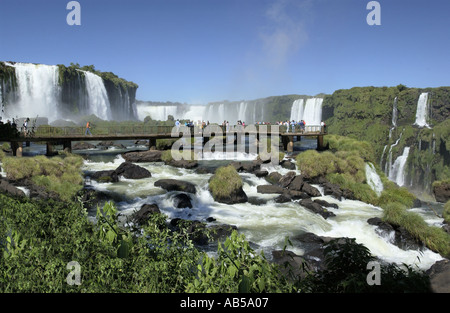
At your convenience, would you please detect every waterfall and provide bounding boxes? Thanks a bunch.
[136,105,179,121]
[82,71,112,120]
[290,99,304,121]
[392,97,398,128]
[385,131,403,177]
[302,98,323,125]
[389,147,410,187]
[414,93,430,128]
[380,145,387,168]
[5,62,61,121]
[365,162,384,196]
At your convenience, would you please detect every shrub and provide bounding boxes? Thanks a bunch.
[296,150,337,179]
[209,165,243,199]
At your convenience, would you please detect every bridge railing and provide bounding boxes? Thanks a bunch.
[29,124,327,138]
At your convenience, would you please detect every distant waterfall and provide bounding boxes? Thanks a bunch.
[83,71,112,120]
[365,162,384,196]
[5,62,61,121]
[137,105,179,121]
[389,147,410,187]
[392,97,398,128]
[414,93,430,128]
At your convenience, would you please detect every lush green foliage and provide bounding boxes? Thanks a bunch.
[444,200,450,224]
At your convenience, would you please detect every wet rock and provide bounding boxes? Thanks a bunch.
[265,172,282,185]
[257,185,285,194]
[433,181,450,203]
[301,182,322,197]
[114,162,151,179]
[90,170,119,183]
[254,170,269,177]
[314,199,339,209]
[280,160,296,170]
[155,179,197,194]
[133,203,161,225]
[426,259,450,293]
[278,171,296,188]
[0,179,26,197]
[299,199,336,219]
[166,159,198,169]
[122,150,162,162]
[173,193,193,208]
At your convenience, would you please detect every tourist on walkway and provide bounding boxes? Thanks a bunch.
[85,121,92,136]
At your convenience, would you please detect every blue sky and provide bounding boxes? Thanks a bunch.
[1,0,449,103]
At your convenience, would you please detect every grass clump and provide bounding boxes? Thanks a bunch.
[209,165,243,199]
[2,153,84,201]
[444,200,450,224]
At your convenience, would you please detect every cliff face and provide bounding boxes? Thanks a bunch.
[322,86,450,199]
[0,62,138,122]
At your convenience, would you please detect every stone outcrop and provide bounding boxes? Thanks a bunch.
[154,179,196,194]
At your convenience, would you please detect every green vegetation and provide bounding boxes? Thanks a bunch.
[209,165,243,199]
[2,153,84,201]
[444,200,450,224]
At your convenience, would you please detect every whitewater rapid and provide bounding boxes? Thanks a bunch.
[81,151,444,271]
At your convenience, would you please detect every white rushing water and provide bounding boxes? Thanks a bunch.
[137,104,179,121]
[5,62,61,121]
[82,71,112,120]
[365,162,384,196]
[414,93,430,128]
[290,99,304,121]
[389,147,410,187]
[80,152,443,270]
[289,98,323,125]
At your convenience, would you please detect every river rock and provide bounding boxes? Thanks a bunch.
[114,162,152,179]
[166,159,198,169]
[367,217,424,251]
[155,179,196,194]
[278,171,296,188]
[122,150,162,162]
[265,172,282,185]
[213,186,248,204]
[301,182,322,197]
[280,160,296,170]
[133,203,161,225]
[0,179,26,197]
[90,170,119,183]
[257,185,285,194]
[173,193,193,208]
[299,199,336,219]
[314,199,339,209]
[286,175,303,191]
[253,170,269,177]
[426,259,450,293]
[271,250,312,281]
[231,161,261,173]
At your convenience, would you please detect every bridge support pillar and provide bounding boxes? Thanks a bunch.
[287,136,294,153]
[317,135,324,151]
[148,138,157,150]
[46,142,54,156]
[63,140,72,153]
[11,142,23,157]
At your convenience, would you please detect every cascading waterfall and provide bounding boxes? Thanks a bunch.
[384,131,403,177]
[136,105,179,121]
[302,98,323,125]
[82,71,112,121]
[365,162,384,196]
[290,99,304,121]
[379,145,388,168]
[392,97,398,128]
[389,147,410,187]
[414,93,430,128]
[5,62,61,121]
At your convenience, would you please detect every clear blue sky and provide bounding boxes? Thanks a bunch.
[1,0,449,103]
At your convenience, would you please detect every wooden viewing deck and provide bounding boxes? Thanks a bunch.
[1,125,327,157]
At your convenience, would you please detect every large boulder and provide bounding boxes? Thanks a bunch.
[278,171,296,188]
[231,161,261,173]
[132,203,161,225]
[114,162,152,179]
[172,193,193,208]
[155,179,197,194]
[90,170,119,183]
[209,165,248,204]
[426,259,450,293]
[122,150,162,162]
[300,182,321,197]
[72,142,96,150]
[0,179,26,197]
[433,181,450,203]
